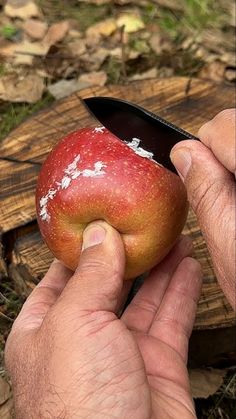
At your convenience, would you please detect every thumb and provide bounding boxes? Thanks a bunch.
[57,221,126,313]
[170,140,235,308]
[170,139,234,221]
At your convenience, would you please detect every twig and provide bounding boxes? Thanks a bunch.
[120,25,127,81]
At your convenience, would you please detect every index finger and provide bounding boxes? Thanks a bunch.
[198,109,236,175]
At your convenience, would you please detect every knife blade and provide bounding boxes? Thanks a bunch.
[83,96,198,174]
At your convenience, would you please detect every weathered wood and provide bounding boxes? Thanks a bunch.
[10,231,53,289]
[0,77,235,334]
[0,160,40,233]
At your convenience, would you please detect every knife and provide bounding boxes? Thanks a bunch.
[83,96,198,174]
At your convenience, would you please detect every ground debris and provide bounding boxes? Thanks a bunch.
[48,70,107,99]
[0,0,235,109]
[4,0,41,20]
[0,72,45,102]
[189,368,227,399]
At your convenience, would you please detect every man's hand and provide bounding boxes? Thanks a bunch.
[171,109,236,309]
[5,222,202,419]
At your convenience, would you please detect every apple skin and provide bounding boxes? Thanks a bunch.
[36,127,188,279]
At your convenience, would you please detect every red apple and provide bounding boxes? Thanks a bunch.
[36,126,188,279]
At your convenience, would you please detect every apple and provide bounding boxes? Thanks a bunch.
[36,126,188,279]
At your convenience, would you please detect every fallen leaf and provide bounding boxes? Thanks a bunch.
[128,48,141,60]
[199,29,235,55]
[110,47,122,59]
[149,33,172,54]
[68,39,87,57]
[117,13,145,33]
[4,0,41,20]
[78,0,111,4]
[43,21,70,51]
[23,19,48,40]
[0,72,45,103]
[0,377,10,406]
[80,48,110,71]
[78,71,107,87]
[130,67,158,81]
[48,79,82,100]
[199,61,226,82]
[68,29,83,39]
[152,0,184,10]
[0,397,14,419]
[220,51,236,67]
[225,67,236,82]
[189,369,227,399]
[48,70,107,99]
[0,40,47,65]
[0,21,70,64]
[86,18,117,38]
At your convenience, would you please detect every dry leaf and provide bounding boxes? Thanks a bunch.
[0,397,14,419]
[48,79,82,100]
[110,47,122,59]
[68,29,83,39]
[68,39,87,57]
[4,0,41,20]
[0,40,47,64]
[23,19,48,40]
[48,70,107,99]
[0,377,10,406]
[199,61,226,82]
[130,67,158,81]
[0,73,45,103]
[43,21,70,50]
[149,33,171,54]
[0,21,70,64]
[78,70,107,87]
[117,13,145,33]
[78,0,111,4]
[152,0,184,10]
[80,48,110,71]
[189,369,227,399]
[225,67,236,82]
[86,18,117,38]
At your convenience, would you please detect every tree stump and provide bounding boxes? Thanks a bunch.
[0,77,235,366]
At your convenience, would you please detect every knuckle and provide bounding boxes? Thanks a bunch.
[198,109,236,138]
[77,258,121,295]
[190,176,225,217]
[214,108,236,123]
[79,257,114,276]
[198,120,211,138]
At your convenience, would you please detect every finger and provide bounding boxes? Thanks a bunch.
[198,109,236,175]
[9,260,72,335]
[170,140,235,309]
[122,235,193,332]
[56,221,126,314]
[149,257,202,363]
[117,280,134,317]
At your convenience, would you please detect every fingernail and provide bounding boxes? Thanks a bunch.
[82,224,106,251]
[170,148,192,180]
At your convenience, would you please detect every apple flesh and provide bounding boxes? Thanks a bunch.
[36,127,188,279]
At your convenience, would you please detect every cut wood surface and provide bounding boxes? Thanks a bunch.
[0,77,235,332]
